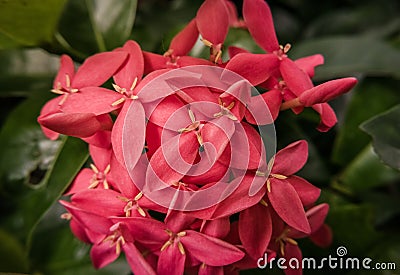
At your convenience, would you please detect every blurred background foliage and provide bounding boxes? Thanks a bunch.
[0,0,399,274]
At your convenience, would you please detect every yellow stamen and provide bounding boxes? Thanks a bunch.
[214,50,222,63]
[177,242,185,255]
[137,206,146,217]
[266,179,271,193]
[161,240,172,251]
[260,199,268,207]
[60,213,72,220]
[271,173,287,180]
[134,192,143,201]
[111,97,126,106]
[90,163,99,173]
[285,237,298,246]
[130,77,138,91]
[201,38,213,48]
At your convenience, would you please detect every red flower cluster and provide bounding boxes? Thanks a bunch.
[38,0,357,274]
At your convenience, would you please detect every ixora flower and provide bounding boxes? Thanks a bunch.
[36,0,359,274]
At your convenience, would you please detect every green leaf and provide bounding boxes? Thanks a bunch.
[0,0,67,48]
[0,229,29,273]
[338,145,400,192]
[56,0,137,56]
[291,36,400,80]
[0,93,57,186]
[360,104,400,170]
[326,203,381,255]
[0,93,88,247]
[29,204,130,275]
[332,78,400,166]
[87,0,137,51]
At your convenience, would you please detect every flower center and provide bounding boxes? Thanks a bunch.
[213,98,237,120]
[89,164,111,189]
[51,74,79,105]
[275,228,298,256]
[111,77,139,106]
[178,108,204,147]
[273,43,291,60]
[103,223,126,255]
[118,192,146,217]
[161,229,186,255]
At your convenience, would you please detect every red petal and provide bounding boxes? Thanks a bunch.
[89,144,112,170]
[157,242,186,275]
[306,203,329,233]
[122,100,146,171]
[53,55,75,89]
[72,51,128,88]
[245,89,282,124]
[272,140,308,175]
[287,175,320,206]
[71,189,125,216]
[224,53,279,86]
[114,40,144,88]
[60,87,121,115]
[90,241,119,269]
[310,224,333,248]
[243,0,279,52]
[112,100,146,171]
[147,95,186,129]
[143,51,169,74]
[109,153,139,197]
[137,69,186,103]
[299,77,357,106]
[196,0,229,45]
[230,122,265,170]
[64,168,93,195]
[201,116,235,160]
[280,58,313,96]
[228,46,249,58]
[283,243,303,275]
[182,230,244,266]
[177,56,214,67]
[267,178,311,234]
[60,201,113,234]
[145,132,198,192]
[294,54,324,78]
[38,112,102,138]
[119,217,167,245]
[312,103,337,132]
[124,242,157,275]
[200,217,230,239]
[189,175,266,220]
[239,204,272,258]
[82,130,111,148]
[169,19,199,56]
[70,218,90,243]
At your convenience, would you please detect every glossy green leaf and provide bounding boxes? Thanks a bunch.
[0,0,67,48]
[327,203,381,254]
[291,36,400,80]
[338,145,400,192]
[88,0,137,51]
[0,93,58,186]
[0,93,88,246]
[56,0,137,56]
[0,229,29,273]
[29,204,130,275]
[332,78,400,166]
[360,104,400,170]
